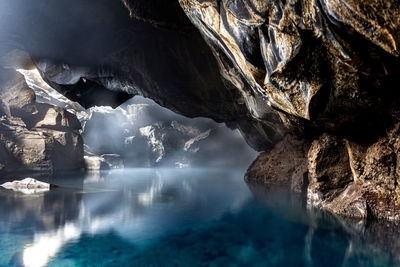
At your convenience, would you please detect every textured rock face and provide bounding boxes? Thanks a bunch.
[177,0,400,220]
[0,69,36,119]
[247,123,400,221]
[0,68,84,174]
[308,126,400,221]
[0,115,84,174]
[244,135,308,193]
[178,0,400,137]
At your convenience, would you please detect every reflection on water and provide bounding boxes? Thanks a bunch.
[0,169,400,266]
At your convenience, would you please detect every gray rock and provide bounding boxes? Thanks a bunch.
[1,178,51,194]
[84,155,109,171]
[0,68,84,174]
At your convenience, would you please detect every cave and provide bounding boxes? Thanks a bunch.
[1,0,400,266]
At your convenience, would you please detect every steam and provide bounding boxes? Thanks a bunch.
[0,0,132,66]
[19,68,258,168]
[82,97,258,168]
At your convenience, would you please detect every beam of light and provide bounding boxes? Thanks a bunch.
[23,223,81,267]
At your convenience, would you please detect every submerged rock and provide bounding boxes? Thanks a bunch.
[84,156,110,171]
[84,149,124,171]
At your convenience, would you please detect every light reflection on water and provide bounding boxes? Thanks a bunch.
[0,168,400,266]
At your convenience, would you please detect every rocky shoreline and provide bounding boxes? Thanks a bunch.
[245,123,400,221]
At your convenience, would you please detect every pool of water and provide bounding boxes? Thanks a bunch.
[1,168,400,267]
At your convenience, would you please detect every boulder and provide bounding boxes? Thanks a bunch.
[83,145,124,170]
[307,124,400,220]
[1,178,51,194]
[1,178,50,189]
[245,135,308,193]
[84,156,110,171]
[307,134,354,205]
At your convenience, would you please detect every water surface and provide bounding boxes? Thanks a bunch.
[0,168,399,267]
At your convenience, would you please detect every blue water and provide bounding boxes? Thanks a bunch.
[0,168,399,267]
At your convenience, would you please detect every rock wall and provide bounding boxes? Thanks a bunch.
[246,123,400,221]
[0,68,84,174]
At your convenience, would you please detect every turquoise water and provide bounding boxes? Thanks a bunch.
[0,168,400,267]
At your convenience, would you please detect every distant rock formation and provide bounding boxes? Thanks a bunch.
[82,98,257,168]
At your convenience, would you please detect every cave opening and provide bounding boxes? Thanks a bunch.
[1,0,400,266]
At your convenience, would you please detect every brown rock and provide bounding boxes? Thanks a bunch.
[306,124,400,220]
[0,116,84,173]
[322,183,368,219]
[245,124,400,220]
[307,134,353,205]
[0,68,36,118]
[245,134,308,193]
[179,0,400,138]
[33,103,81,131]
